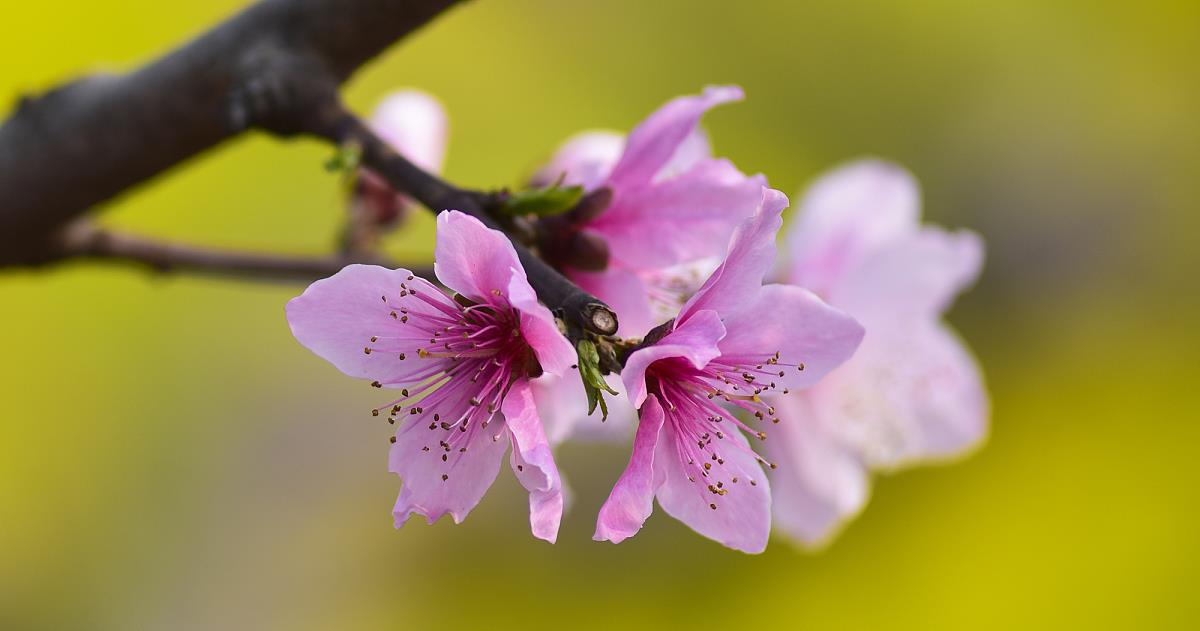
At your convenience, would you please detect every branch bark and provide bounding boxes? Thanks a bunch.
[310,110,619,336]
[0,0,463,266]
[0,0,618,340]
[54,221,429,283]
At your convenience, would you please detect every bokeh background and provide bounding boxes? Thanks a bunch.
[2,1,1198,628]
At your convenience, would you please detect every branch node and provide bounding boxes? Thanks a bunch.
[229,45,340,135]
[586,303,619,336]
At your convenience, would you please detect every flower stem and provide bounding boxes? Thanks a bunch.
[315,108,620,339]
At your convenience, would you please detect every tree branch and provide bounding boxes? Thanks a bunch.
[0,0,464,267]
[55,221,430,283]
[308,108,619,337]
[0,0,618,342]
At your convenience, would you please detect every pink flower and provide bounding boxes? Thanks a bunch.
[766,160,988,546]
[594,189,865,553]
[352,90,448,227]
[535,86,767,336]
[286,211,575,542]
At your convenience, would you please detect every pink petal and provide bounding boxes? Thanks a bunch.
[831,227,984,323]
[503,380,564,543]
[784,159,920,295]
[594,394,667,544]
[900,323,989,463]
[532,116,712,191]
[621,309,726,409]
[654,417,772,554]
[607,85,744,189]
[532,374,636,446]
[571,265,656,337]
[433,210,522,301]
[718,284,865,393]
[286,264,455,382]
[678,188,789,324]
[389,414,508,526]
[817,320,988,469]
[370,89,449,175]
[506,270,576,376]
[531,375,588,445]
[532,130,625,190]
[639,256,724,328]
[657,127,712,181]
[766,394,869,547]
[589,159,767,271]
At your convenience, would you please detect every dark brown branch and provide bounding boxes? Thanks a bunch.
[55,221,430,283]
[310,110,619,337]
[0,0,619,343]
[0,0,464,267]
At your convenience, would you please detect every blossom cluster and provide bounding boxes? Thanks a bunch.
[286,87,987,552]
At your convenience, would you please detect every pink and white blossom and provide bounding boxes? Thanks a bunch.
[594,189,865,553]
[535,86,767,337]
[286,211,574,542]
[767,160,988,546]
[529,87,764,446]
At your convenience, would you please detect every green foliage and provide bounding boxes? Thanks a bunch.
[324,143,362,174]
[325,143,363,198]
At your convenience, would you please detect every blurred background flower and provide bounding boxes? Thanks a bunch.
[1,1,1197,629]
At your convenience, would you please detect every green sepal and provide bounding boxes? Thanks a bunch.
[499,176,584,218]
[576,339,618,420]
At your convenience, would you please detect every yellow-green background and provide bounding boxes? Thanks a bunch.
[2,1,1197,629]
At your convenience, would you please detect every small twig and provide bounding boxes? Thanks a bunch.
[307,108,620,338]
[55,221,430,284]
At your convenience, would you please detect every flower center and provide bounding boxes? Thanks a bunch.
[361,276,540,479]
[646,350,806,509]
[640,257,721,325]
